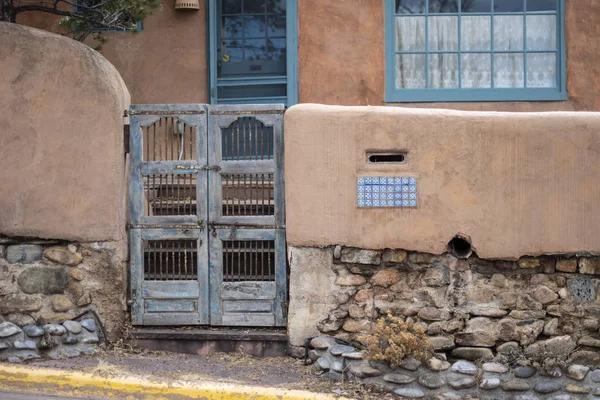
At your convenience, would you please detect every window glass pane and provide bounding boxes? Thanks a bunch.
[223,16,243,38]
[396,17,426,51]
[494,0,524,12]
[222,0,242,14]
[396,0,426,14]
[223,40,244,62]
[526,0,557,12]
[494,53,524,87]
[526,15,556,50]
[461,16,490,50]
[428,16,458,51]
[428,54,459,88]
[244,0,266,13]
[462,54,491,88]
[267,38,286,61]
[266,0,286,13]
[245,39,267,60]
[527,53,557,87]
[461,0,491,12]
[244,16,266,38]
[429,0,458,13]
[494,15,523,50]
[396,54,426,88]
[267,15,286,36]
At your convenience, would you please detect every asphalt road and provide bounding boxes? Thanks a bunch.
[0,392,101,400]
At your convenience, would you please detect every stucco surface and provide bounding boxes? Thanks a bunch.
[284,104,600,259]
[17,0,208,104]
[287,247,338,348]
[298,0,600,111]
[0,23,130,242]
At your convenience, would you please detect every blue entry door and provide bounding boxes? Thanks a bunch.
[209,0,297,105]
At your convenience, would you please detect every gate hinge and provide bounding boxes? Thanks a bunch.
[174,165,221,172]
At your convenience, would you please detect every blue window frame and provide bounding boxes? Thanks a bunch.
[385,0,566,102]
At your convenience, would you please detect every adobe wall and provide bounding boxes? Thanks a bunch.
[15,0,600,110]
[0,23,129,342]
[298,0,600,111]
[0,22,129,243]
[284,104,600,258]
[16,0,209,104]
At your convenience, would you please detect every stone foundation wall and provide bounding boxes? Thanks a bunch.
[288,246,600,368]
[310,335,600,399]
[0,237,126,340]
[0,319,101,363]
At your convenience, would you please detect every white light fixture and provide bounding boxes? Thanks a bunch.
[175,0,199,10]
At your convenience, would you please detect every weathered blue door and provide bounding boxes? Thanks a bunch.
[129,104,286,327]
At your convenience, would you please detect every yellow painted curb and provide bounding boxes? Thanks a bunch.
[0,364,349,400]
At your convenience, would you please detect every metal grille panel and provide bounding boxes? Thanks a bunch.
[143,239,198,280]
[143,174,197,216]
[222,117,274,161]
[221,173,274,216]
[222,240,276,282]
[143,117,197,162]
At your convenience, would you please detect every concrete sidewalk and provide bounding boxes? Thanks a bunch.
[0,363,346,400]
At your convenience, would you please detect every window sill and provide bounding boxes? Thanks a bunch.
[385,88,567,103]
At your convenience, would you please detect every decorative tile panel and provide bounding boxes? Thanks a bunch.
[357,177,417,208]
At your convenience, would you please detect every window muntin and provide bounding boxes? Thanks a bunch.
[387,0,565,102]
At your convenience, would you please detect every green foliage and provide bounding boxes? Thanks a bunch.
[359,312,433,369]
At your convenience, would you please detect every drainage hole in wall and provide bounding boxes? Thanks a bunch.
[449,236,472,259]
[367,153,405,163]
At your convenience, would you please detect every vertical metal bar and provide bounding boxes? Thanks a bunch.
[260,240,264,280]
[268,240,272,279]
[152,124,157,217]
[237,240,241,282]
[184,238,188,280]
[260,118,264,160]
[243,240,247,281]
[253,240,258,281]
[236,119,240,161]
[242,118,247,161]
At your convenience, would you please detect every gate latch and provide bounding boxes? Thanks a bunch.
[174,165,221,172]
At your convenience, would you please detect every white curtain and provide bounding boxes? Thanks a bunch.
[395,14,557,89]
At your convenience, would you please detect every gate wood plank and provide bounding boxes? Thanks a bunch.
[139,216,200,226]
[218,160,276,174]
[273,113,285,226]
[216,228,276,240]
[130,229,144,325]
[223,300,273,313]
[143,313,202,325]
[222,313,275,326]
[140,228,200,240]
[146,300,197,313]
[140,161,199,175]
[274,229,287,326]
[221,282,276,300]
[208,232,223,324]
[129,117,144,224]
[142,281,200,298]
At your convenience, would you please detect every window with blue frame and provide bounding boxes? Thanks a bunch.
[385,0,565,102]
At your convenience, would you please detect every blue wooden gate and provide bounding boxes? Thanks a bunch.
[129,104,286,326]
